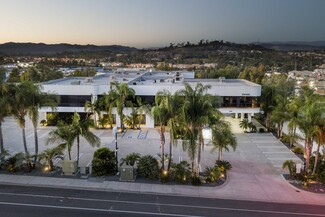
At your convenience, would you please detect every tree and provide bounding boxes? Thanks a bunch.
[84,96,100,128]
[8,82,38,155]
[270,94,289,138]
[312,116,325,175]
[282,160,296,177]
[71,112,100,168]
[92,147,116,176]
[38,146,64,171]
[47,122,76,161]
[177,83,215,174]
[297,87,324,173]
[0,80,10,155]
[28,86,58,164]
[7,68,20,83]
[239,119,249,132]
[108,82,135,130]
[211,121,237,161]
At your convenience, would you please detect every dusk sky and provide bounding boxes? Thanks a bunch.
[0,0,324,48]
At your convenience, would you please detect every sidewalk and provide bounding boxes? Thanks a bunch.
[1,172,325,206]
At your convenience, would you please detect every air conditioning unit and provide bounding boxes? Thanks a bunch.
[119,165,135,181]
[62,160,78,175]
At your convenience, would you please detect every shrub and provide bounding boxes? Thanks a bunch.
[92,147,116,176]
[160,170,169,183]
[292,146,304,155]
[5,152,24,173]
[40,120,47,126]
[215,160,232,172]
[120,152,141,166]
[171,161,191,184]
[136,155,160,179]
[204,166,221,183]
[282,160,296,177]
[191,176,202,186]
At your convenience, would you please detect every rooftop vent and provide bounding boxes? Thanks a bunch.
[85,77,93,83]
[218,77,226,82]
[71,80,81,85]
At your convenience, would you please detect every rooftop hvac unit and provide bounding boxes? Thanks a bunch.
[85,77,93,83]
[71,80,81,85]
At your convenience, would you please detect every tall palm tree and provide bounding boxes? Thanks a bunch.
[211,120,237,161]
[71,112,100,167]
[0,80,10,155]
[177,83,214,174]
[8,82,38,155]
[270,94,289,138]
[312,116,325,175]
[297,88,324,173]
[108,81,135,130]
[28,87,58,164]
[151,93,169,170]
[286,97,301,146]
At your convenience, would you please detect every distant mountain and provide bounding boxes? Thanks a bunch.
[0,42,138,55]
[254,41,325,51]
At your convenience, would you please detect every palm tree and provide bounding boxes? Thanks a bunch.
[312,118,325,175]
[28,87,58,164]
[297,88,324,173]
[108,81,135,130]
[8,82,38,155]
[0,81,10,155]
[286,97,301,146]
[84,95,100,128]
[282,160,296,177]
[211,121,237,161]
[71,112,100,168]
[47,122,76,161]
[151,94,169,170]
[270,94,289,138]
[177,83,214,174]
[239,119,249,132]
[38,146,64,171]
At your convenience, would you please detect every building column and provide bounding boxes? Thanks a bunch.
[235,113,238,119]
[240,113,244,121]
[248,113,252,123]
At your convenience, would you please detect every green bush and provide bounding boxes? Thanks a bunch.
[5,152,24,173]
[204,166,221,183]
[191,176,202,186]
[120,152,141,166]
[171,161,191,184]
[282,160,296,177]
[92,147,116,176]
[292,146,304,155]
[136,155,160,179]
[215,160,232,172]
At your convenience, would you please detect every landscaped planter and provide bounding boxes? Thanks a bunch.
[62,160,78,175]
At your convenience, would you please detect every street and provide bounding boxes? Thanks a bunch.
[0,184,324,217]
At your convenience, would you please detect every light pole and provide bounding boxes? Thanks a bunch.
[112,126,118,174]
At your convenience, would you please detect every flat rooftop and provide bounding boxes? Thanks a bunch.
[42,70,260,88]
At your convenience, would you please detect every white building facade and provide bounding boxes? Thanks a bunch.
[40,70,261,128]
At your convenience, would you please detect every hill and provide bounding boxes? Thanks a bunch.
[254,41,325,51]
[0,42,138,55]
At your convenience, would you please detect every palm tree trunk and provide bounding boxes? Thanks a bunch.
[197,131,203,175]
[168,135,172,170]
[0,122,4,154]
[33,126,39,164]
[76,135,80,168]
[160,126,165,170]
[312,143,320,175]
[22,127,29,155]
[305,138,312,173]
[218,146,222,161]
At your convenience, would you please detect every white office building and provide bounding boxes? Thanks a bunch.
[40,70,261,128]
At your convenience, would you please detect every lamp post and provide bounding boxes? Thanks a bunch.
[112,126,118,174]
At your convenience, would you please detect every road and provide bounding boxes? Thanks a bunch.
[0,185,324,217]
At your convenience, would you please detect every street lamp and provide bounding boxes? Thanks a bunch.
[112,126,118,174]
